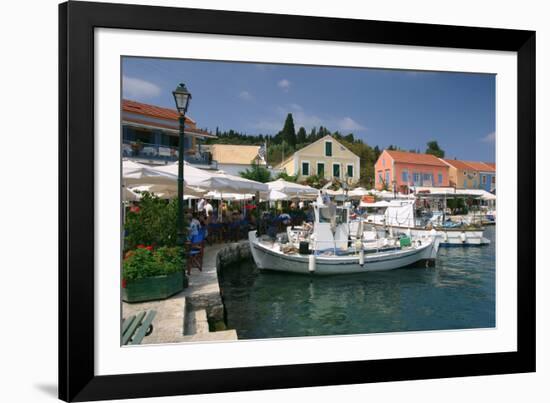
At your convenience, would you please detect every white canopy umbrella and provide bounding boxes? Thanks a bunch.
[154,162,268,194]
[122,159,177,186]
[268,189,293,201]
[135,183,207,198]
[266,178,318,198]
[204,191,254,201]
[347,187,371,198]
[213,170,269,194]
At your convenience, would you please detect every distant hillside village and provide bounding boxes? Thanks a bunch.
[122,99,495,192]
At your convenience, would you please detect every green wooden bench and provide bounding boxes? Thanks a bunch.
[121,310,157,345]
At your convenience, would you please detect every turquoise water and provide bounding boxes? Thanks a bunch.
[219,225,495,339]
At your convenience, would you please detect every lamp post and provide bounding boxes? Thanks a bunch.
[173,83,192,286]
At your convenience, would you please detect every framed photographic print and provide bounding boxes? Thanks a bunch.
[59,1,535,401]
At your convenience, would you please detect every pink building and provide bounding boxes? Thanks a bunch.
[374,150,449,192]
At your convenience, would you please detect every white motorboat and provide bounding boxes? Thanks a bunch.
[249,201,440,275]
[358,199,490,246]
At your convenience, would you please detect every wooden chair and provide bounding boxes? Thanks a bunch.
[186,228,205,274]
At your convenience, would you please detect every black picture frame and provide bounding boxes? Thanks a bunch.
[59,1,536,401]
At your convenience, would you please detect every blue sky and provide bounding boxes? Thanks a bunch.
[122,57,495,162]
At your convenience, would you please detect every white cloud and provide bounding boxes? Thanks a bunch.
[481,132,496,143]
[277,79,291,91]
[337,117,367,132]
[122,76,162,100]
[239,91,254,101]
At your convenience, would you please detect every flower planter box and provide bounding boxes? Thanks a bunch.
[123,271,183,303]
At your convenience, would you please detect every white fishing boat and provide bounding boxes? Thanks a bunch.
[359,199,490,246]
[249,201,440,275]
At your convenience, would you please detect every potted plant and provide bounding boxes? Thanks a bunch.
[122,245,185,302]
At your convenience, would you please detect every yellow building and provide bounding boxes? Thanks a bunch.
[209,144,266,176]
[276,135,360,184]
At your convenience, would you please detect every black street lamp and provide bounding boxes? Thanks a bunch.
[173,83,192,286]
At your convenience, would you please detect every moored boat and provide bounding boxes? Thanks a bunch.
[359,199,490,246]
[249,200,440,275]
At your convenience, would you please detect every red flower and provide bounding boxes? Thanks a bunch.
[130,206,140,213]
[145,245,153,251]
[137,244,146,249]
[122,278,127,289]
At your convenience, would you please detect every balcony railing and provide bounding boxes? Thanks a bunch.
[122,140,217,168]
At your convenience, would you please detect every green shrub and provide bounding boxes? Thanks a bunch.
[124,191,180,250]
[123,246,184,281]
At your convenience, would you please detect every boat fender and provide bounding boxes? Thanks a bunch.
[443,231,448,242]
[308,254,316,273]
[359,249,365,266]
[460,232,466,243]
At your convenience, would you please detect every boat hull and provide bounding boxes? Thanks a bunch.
[249,231,439,275]
[367,223,490,246]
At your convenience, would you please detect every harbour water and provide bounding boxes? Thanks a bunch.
[219,225,495,339]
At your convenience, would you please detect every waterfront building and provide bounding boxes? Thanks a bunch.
[121,99,218,169]
[374,150,449,192]
[442,159,496,191]
[276,135,360,185]
[207,144,267,176]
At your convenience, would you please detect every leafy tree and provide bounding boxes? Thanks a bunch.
[373,145,381,161]
[280,113,297,148]
[307,127,317,142]
[425,140,445,158]
[296,126,307,144]
[239,163,272,183]
[303,174,328,189]
[276,172,299,182]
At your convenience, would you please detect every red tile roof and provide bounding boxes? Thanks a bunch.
[122,99,196,125]
[385,150,447,167]
[443,159,495,172]
[463,161,495,172]
[442,159,476,171]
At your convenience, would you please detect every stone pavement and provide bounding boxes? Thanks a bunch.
[122,242,248,344]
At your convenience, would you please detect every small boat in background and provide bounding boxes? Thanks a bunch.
[359,199,490,246]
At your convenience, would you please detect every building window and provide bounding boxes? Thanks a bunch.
[302,161,310,176]
[438,172,443,185]
[385,170,390,186]
[413,172,420,186]
[325,141,332,157]
[378,171,383,184]
[464,179,467,188]
[492,176,495,184]
[463,171,467,176]
[317,162,325,177]
[481,175,487,184]
[333,163,340,178]
[402,170,409,183]
[382,158,385,167]
[347,164,354,178]
[422,173,433,185]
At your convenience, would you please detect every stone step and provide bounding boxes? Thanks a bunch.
[181,329,238,342]
[184,308,209,336]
